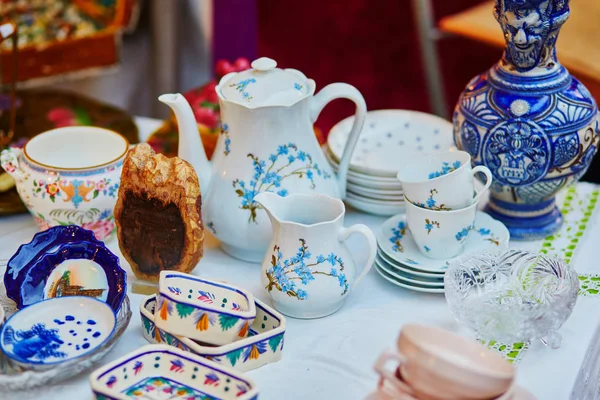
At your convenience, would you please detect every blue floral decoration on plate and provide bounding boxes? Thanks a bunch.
[0,296,116,368]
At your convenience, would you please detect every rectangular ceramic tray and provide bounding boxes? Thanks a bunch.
[90,344,259,400]
[141,294,285,372]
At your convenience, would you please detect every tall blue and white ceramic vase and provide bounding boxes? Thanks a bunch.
[453,0,600,240]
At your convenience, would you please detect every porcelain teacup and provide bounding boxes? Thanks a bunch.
[405,196,478,259]
[374,324,514,400]
[0,127,128,241]
[397,150,491,211]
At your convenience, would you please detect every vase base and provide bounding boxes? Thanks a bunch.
[485,198,563,241]
[220,242,265,263]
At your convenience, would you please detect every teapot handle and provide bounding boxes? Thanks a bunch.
[338,224,376,287]
[309,83,366,198]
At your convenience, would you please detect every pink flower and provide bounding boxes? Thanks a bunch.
[184,81,219,112]
[47,107,78,128]
[4,162,16,173]
[193,107,218,129]
[199,81,218,103]
[82,219,115,240]
[95,180,107,191]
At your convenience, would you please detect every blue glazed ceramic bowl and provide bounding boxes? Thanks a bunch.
[0,296,116,371]
[5,226,126,312]
[5,225,97,285]
[89,344,259,400]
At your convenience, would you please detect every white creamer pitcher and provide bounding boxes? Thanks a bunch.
[255,192,376,319]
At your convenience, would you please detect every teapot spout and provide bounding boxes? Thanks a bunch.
[158,93,211,191]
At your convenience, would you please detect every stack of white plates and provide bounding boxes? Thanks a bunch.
[326,109,455,216]
[374,212,510,293]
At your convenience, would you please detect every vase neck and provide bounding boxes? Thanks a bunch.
[494,0,570,75]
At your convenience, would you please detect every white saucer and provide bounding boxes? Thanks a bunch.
[347,189,404,202]
[348,181,403,196]
[377,249,445,278]
[348,185,404,201]
[326,149,401,181]
[374,263,445,294]
[345,195,405,217]
[327,109,454,177]
[347,192,404,206]
[375,256,444,287]
[377,212,510,273]
[346,172,403,189]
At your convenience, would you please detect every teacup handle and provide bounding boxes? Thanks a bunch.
[472,165,493,203]
[0,147,24,179]
[338,224,376,287]
[309,83,367,198]
[373,351,415,396]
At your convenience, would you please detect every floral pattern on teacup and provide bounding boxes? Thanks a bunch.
[413,189,451,211]
[32,177,118,208]
[232,143,331,223]
[265,239,348,300]
[34,208,116,241]
[425,219,440,234]
[428,160,461,179]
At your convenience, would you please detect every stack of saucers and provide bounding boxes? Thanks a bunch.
[374,212,510,293]
[325,109,455,216]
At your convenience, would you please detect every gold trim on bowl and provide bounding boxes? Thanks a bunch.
[22,127,130,171]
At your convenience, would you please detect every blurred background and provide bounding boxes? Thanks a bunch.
[1,0,599,181]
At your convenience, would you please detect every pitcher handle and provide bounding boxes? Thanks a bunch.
[1,147,24,179]
[338,224,376,287]
[309,83,367,198]
[472,165,493,203]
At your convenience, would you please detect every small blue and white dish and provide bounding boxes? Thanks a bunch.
[89,344,259,400]
[4,225,126,312]
[0,296,116,371]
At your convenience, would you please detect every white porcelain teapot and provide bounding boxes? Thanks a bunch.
[159,57,366,262]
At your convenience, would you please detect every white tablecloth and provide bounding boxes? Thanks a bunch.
[1,118,599,400]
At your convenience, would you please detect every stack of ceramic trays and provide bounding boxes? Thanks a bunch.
[374,212,510,293]
[326,109,455,216]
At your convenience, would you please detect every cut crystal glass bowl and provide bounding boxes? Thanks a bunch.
[444,249,579,349]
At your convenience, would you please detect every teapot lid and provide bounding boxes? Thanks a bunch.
[217,57,312,108]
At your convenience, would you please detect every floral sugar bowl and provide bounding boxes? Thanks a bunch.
[255,192,377,319]
[0,127,128,241]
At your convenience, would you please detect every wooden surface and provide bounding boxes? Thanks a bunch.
[439,0,600,82]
